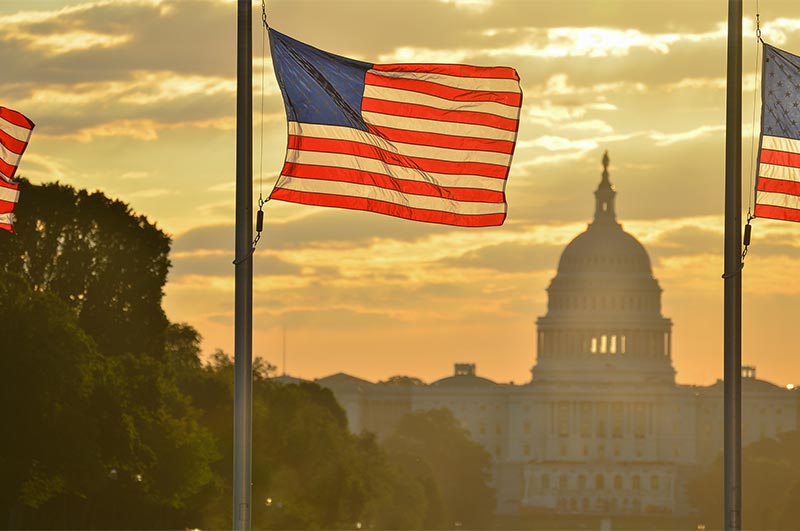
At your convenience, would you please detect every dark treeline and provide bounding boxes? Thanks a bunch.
[0,181,495,530]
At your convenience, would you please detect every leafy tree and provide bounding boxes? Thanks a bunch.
[379,375,426,386]
[688,430,800,529]
[0,179,171,359]
[384,408,496,529]
[0,271,105,529]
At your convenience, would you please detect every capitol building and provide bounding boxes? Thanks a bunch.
[314,153,799,517]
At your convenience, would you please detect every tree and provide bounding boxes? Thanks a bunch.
[0,271,105,529]
[384,408,496,529]
[0,179,171,359]
[688,430,800,530]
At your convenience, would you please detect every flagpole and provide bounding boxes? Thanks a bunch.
[233,0,253,530]
[723,0,742,529]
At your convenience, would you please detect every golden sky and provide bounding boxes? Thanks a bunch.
[3,0,800,387]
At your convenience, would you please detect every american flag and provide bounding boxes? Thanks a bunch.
[755,44,800,223]
[268,30,522,227]
[0,106,35,233]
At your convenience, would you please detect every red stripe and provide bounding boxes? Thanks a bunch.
[270,188,506,227]
[0,200,16,214]
[0,179,19,191]
[0,222,14,233]
[0,107,34,130]
[0,128,27,155]
[760,148,800,169]
[362,97,518,132]
[282,162,504,203]
[365,72,522,107]
[288,135,509,179]
[757,176,800,196]
[0,157,18,180]
[755,203,800,222]
[369,125,515,154]
[372,63,519,80]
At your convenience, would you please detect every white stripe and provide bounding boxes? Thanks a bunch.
[759,162,800,183]
[369,69,520,94]
[289,122,512,166]
[757,190,800,210]
[0,143,21,168]
[363,85,521,119]
[362,111,516,141]
[762,135,800,154]
[0,212,14,225]
[286,149,507,192]
[0,117,33,143]
[275,176,506,215]
[0,186,19,203]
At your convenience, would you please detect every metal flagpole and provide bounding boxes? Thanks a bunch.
[233,0,253,529]
[723,0,742,529]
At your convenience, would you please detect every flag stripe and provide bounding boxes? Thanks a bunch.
[757,176,800,196]
[0,142,22,168]
[282,163,504,203]
[371,63,519,80]
[275,174,506,215]
[288,122,512,165]
[0,186,18,203]
[754,190,800,210]
[761,134,800,154]
[369,125,515,154]
[0,212,14,233]
[0,200,15,214]
[363,85,521,120]
[758,162,800,183]
[285,149,506,191]
[0,157,20,181]
[362,97,519,132]
[362,111,516,141]
[288,135,509,179]
[754,203,800,222]
[0,107,34,130]
[365,71,522,107]
[0,128,28,155]
[270,188,507,227]
[759,148,800,169]
[368,69,521,93]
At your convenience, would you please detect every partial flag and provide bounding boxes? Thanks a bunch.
[268,29,522,227]
[0,106,35,233]
[755,44,800,222]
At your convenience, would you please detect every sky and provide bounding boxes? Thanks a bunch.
[2,0,800,387]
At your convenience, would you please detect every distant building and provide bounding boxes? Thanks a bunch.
[314,153,800,517]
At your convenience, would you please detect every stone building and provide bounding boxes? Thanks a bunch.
[315,153,799,516]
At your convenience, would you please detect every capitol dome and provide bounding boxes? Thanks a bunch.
[532,152,674,384]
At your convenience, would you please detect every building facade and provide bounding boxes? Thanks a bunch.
[315,153,799,517]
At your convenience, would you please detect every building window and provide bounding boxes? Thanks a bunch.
[560,444,568,457]
[523,444,531,456]
[632,475,641,490]
[614,475,623,490]
[595,474,605,490]
[560,474,568,490]
[523,421,531,434]
[610,334,617,354]
[650,475,660,491]
[634,402,646,438]
[542,474,550,490]
[558,402,570,437]
[621,334,627,354]
[580,402,592,437]
[611,402,624,438]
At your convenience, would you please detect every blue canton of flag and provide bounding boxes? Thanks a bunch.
[268,29,522,227]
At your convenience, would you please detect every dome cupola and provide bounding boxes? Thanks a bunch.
[532,152,674,384]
